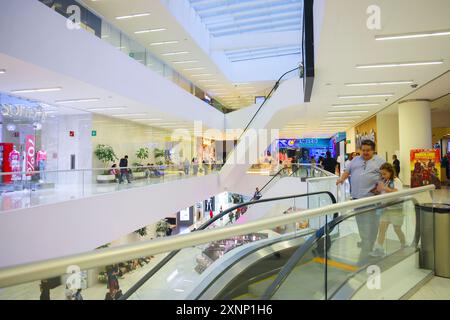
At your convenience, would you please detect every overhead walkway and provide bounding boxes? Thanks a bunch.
[0,185,436,300]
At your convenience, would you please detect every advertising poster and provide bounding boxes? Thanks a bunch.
[410,149,441,189]
[25,135,36,176]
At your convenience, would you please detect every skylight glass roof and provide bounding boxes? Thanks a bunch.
[189,0,303,62]
[189,0,304,37]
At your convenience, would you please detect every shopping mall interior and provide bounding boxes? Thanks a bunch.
[0,0,449,302]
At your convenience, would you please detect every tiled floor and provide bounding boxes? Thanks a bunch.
[409,277,450,300]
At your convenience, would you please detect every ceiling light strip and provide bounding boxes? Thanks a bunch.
[356,61,443,69]
[375,30,450,41]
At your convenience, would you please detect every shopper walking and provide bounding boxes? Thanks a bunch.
[253,187,262,200]
[322,151,338,174]
[392,154,400,177]
[183,158,190,175]
[119,155,131,184]
[73,288,83,301]
[370,163,405,257]
[336,140,385,262]
[192,158,199,176]
[39,281,51,300]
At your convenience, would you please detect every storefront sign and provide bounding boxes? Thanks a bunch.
[0,103,47,122]
[410,149,441,188]
[69,131,75,137]
[91,130,97,137]
[278,138,330,149]
[25,135,36,176]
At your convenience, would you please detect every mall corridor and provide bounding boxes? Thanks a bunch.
[0,0,449,306]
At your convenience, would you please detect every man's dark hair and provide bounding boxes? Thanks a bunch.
[326,151,331,158]
[393,155,398,159]
[361,140,376,150]
[125,155,128,159]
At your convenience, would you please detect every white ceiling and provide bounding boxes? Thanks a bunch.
[0,53,196,135]
[79,0,302,109]
[281,0,450,138]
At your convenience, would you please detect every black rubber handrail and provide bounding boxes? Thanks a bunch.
[120,190,336,300]
[261,197,422,300]
[223,66,300,165]
[237,66,300,142]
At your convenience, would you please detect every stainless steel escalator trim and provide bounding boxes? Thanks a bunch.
[190,230,314,300]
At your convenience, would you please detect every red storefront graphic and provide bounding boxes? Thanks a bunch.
[25,135,36,176]
[0,143,14,184]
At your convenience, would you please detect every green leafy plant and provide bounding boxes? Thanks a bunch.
[154,148,165,166]
[135,227,147,237]
[136,147,150,164]
[94,144,118,168]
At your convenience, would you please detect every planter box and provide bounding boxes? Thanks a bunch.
[97,174,116,183]
[132,172,146,179]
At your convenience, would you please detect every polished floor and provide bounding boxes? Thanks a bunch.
[410,277,450,300]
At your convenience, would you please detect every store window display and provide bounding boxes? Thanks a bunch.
[9,145,21,182]
[37,146,48,182]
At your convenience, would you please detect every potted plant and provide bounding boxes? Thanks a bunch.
[134,227,147,237]
[154,148,165,166]
[133,147,150,179]
[94,144,118,183]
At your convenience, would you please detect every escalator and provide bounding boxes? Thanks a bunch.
[0,186,435,300]
[123,191,431,301]
[121,190,337,300]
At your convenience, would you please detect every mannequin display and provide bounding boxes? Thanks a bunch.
[36,147,48,182]
[9,145,21,182]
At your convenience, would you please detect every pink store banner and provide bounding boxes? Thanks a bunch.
[25,135,36,176]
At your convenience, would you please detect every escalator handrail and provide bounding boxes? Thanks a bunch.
[196,191,336,231]
[261,197,423,300]
[120,190,336,300]
[223,66,300,165]
[0,186,433,290]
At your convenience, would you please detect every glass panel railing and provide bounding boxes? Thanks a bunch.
[37,0,224,110]
[262,187,436,300]
[0,164,222,212]
[0,186,436,300]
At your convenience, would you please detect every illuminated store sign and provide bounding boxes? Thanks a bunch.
[0,103,48,122]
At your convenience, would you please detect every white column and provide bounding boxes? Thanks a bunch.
[398,100,432,185]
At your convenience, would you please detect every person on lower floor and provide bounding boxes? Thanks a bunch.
[119,155,131,184]
[39,281,51,300]
[337,140,385,264]
[370,163,406,257]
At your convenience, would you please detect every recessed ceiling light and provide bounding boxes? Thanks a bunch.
[87,107,127,111]
[11,87,62,94]
[327,116,362,120]
[56,98,100,104]
[191,74,213,77]
[329,111,369,114]
[112,113,147,117]
[356,61,443,69]
[150,41,179,46]
[162,51,189,56]
[116,13,150,20]
[375,30,450,41]
[338,94,394,99]
[199,79,217,82]
[0,69,6,74]
[345,81,413,87]
[173,60,198,64]
[332,103,380,108]
[135,28,166,34]
[184,67,205,71]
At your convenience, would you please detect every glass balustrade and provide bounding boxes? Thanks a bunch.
[0,164,223,212]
